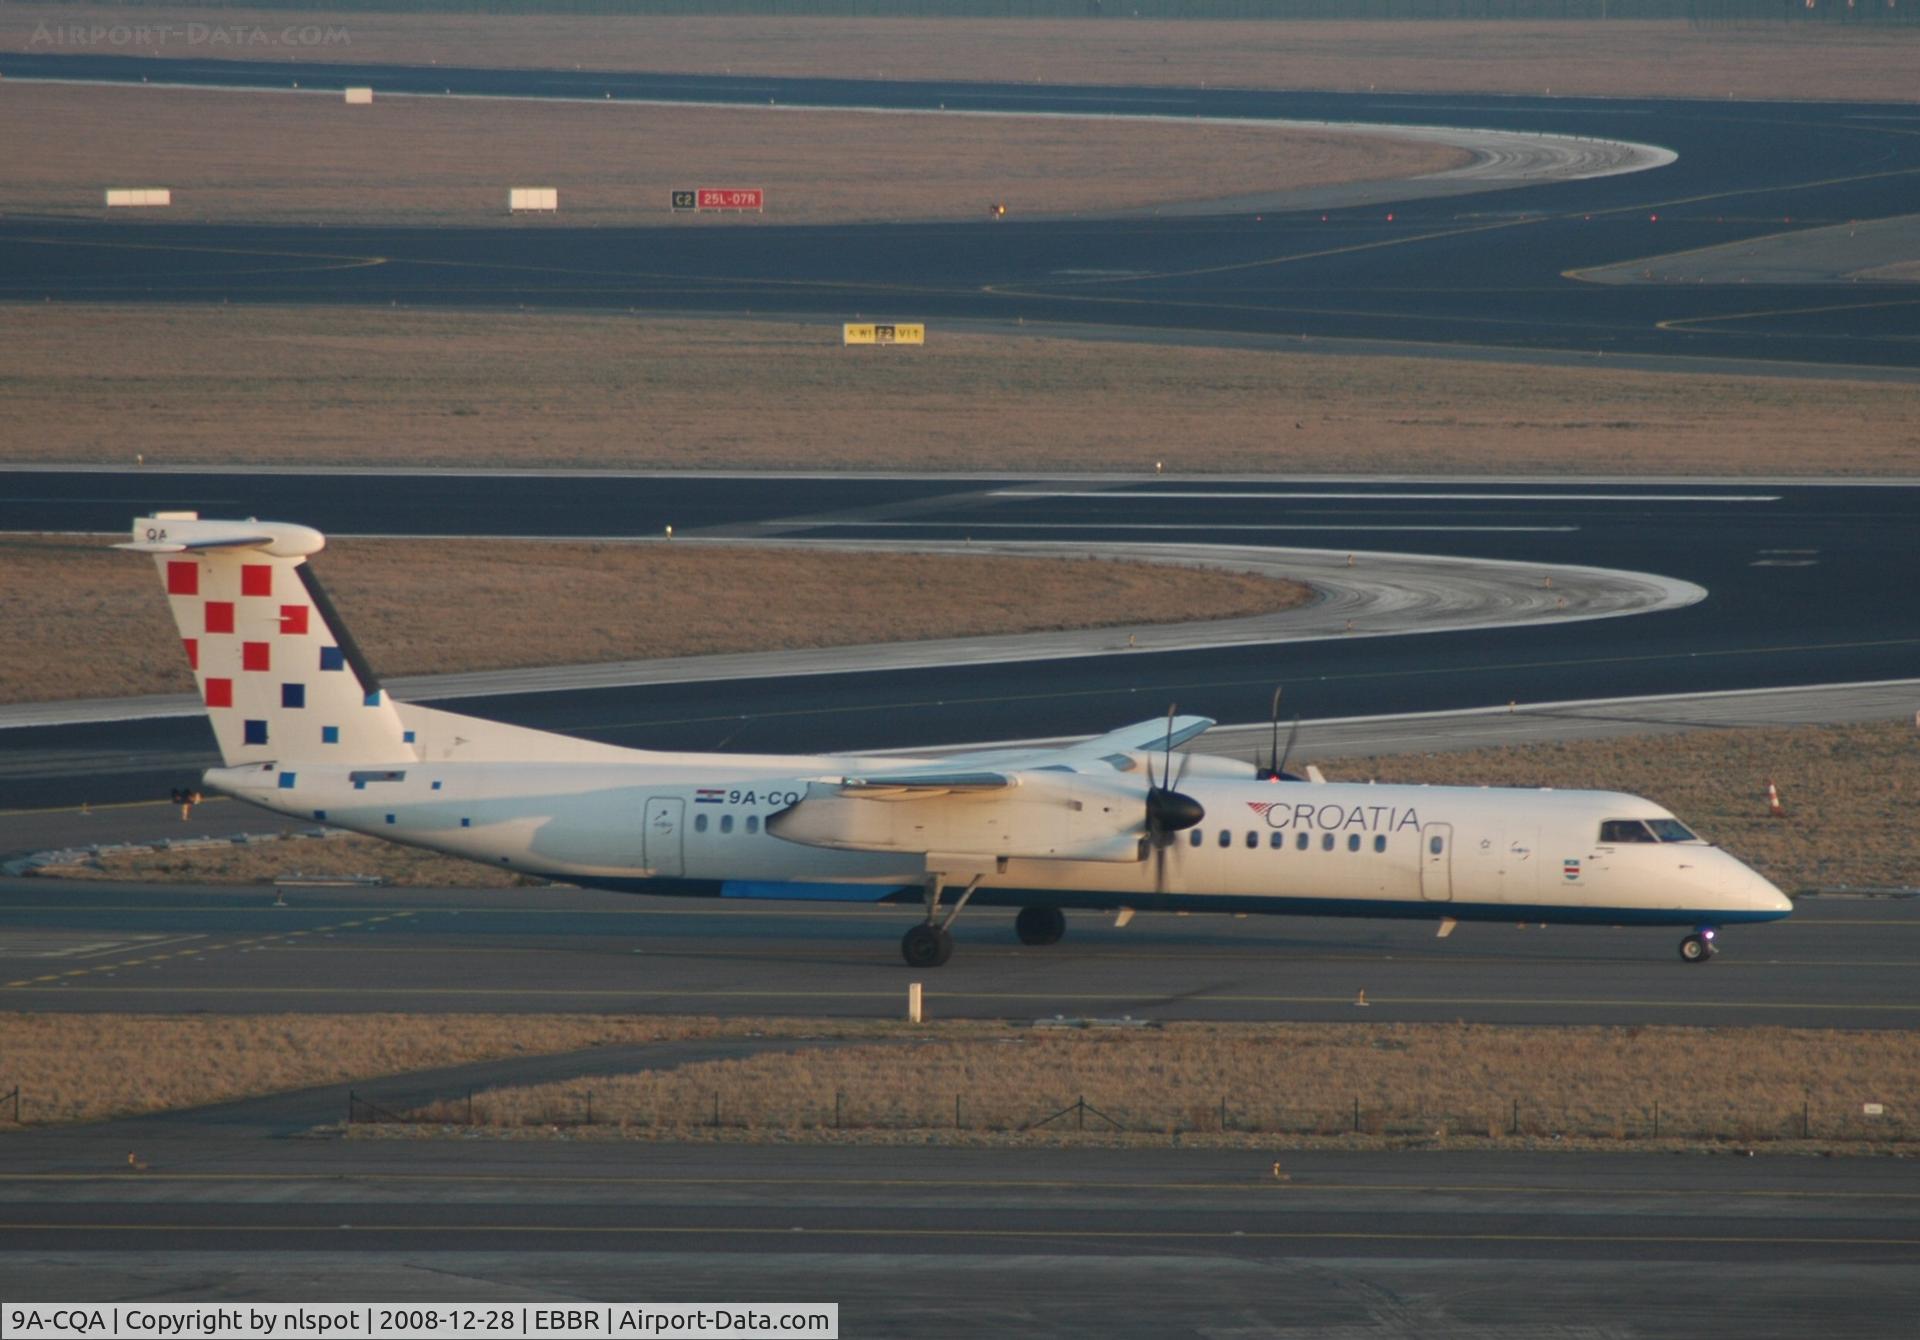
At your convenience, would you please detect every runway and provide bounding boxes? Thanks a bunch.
[1,879,1913,1027]
[5,57,1920,369]
[2,1136,1916,1334]
[3,473,1915,808]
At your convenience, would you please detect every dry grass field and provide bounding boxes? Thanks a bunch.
[2,1011,1912,1149]
[0,532,1311,703]
[10,10,1919,104]
[0,1012,729,1126]
[456,1022,1919,1148]
[29,831,532,888]
[6,307,1916,475]
[0,82,1461,227]
[1322,719,1920,894]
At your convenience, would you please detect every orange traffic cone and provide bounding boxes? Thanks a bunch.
[1766,779,1785,819]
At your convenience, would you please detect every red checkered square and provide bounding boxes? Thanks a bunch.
[183,638,198,670]
[166,561,199,596]
[205,678,233,708]
[241,564,273,598]
[205,602,235,635]
[242,642,270,672]
[280,605,309,636]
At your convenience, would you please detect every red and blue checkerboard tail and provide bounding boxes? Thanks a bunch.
[118,513,416,770]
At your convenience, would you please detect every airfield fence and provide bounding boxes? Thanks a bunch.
[36,0,1920,26]
[362,1086,1919,1146]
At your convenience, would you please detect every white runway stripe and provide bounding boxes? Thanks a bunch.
[992,491,1779,503]
[824,522,1580,533]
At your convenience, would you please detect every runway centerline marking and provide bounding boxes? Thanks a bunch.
[813,522,1582,534]
[0,916,413,989]
[3,1222,1912,1248]
[991,491,1780,504]
[1,1173,1911,1203]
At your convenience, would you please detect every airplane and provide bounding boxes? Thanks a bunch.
[120,512,1793,967]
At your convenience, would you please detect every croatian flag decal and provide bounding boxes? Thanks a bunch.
[1563,858,1582,881]
[695,788,726,805]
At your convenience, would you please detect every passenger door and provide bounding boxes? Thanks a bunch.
[1420,822,1454,902]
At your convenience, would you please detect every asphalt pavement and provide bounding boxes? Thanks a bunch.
[2,879,1912,1027]
[2,1138,1916,1335]
[4,59,1920,368]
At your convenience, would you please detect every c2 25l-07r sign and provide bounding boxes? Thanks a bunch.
[697,188,763,211]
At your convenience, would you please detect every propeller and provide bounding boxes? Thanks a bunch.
[1142,704,1205,892]
[1254,686,1305,782]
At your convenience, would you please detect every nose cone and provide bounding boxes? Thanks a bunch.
[1726,854,1793,920]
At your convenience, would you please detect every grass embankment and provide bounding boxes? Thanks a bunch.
[6,308,1916,475]
[0,1013,734,1126]
[29,831,530,888]
[7,11,1918,104]
[0,83,1460,227]
[1319,720,1919,895]
[432,1022,1919,1149]
[0,533,1310,703]
[1,1013,1911,1151]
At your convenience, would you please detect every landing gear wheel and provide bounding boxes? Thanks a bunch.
[1678,933,1716,964]
[902,923,954,968]
[1015,906,1067,947]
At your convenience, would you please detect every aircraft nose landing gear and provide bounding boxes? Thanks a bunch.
[1678,928,1718,964]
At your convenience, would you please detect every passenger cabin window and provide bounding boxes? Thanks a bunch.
[746,815,760,835]
[1296,832,1309,851]
[1599,819,1656,843]
[1429,834,1444,855]
[1218,829,1233,848]
[1270,832,1285,850]
[1347,834,1361,852]
[1189,829,1203,848]
[720,814,734,834]
[1246,831,1259,849]
[694,814,708,833]
[1321,833,1334,852]
[1373,835,1386,853]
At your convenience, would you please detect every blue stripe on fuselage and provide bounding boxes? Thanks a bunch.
[563,876,1791,927]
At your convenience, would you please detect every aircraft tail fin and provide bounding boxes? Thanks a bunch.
[120,513,415,769]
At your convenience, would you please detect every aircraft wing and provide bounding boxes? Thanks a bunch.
[910,714,1215,775]
[769,715,1214,862]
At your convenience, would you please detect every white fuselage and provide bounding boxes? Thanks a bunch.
[210,750,1792,928]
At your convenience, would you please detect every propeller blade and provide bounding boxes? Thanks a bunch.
[1267,686,1283,776]
[1160,702,1176,791]
[1276,715,1302,781]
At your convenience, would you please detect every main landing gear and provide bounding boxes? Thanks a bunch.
[1678,928,1719,964]
[900,871,983,968]
[901,923,953,968]
[1015,906,1066,947]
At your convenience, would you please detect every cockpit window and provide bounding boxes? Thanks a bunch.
[1646,818,1698,843]
[1600,818,1699,844]
[1599,819,1655,843]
